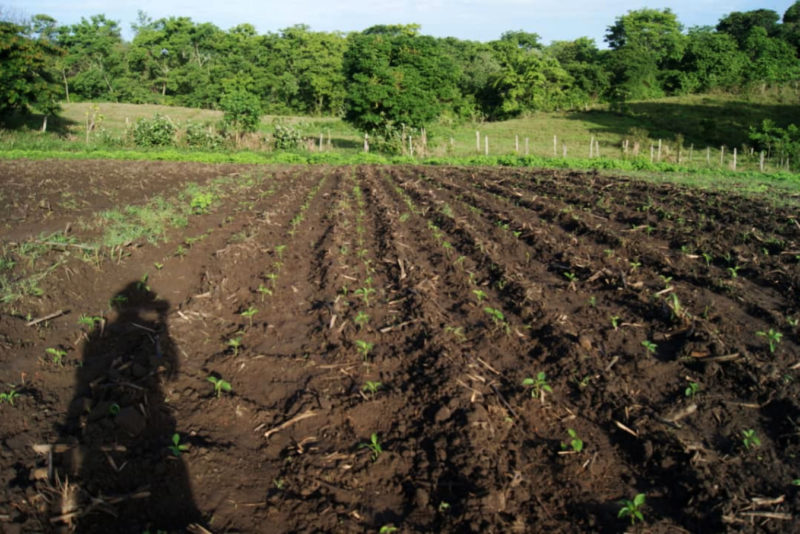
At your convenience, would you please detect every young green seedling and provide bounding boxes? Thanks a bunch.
[756,328,783,354]
[265,272,278,287]
[77,314,102,331]
[359,433,383,461]
[355,340,374,361]
[354,311,370,330]
[354,286,375,306]
[257,284,272,302]
[728,265,741,278]
[274,244,286,260]
[362,381,382,398]
[227,336,242,356]
[0,388,19,406]
[561,428,584,452]
[472,289,487,302]
[522,372,553,400]
[610,315,620,330]
[701,252,712,266]
[684,381,699,398]
[168,433,190,456]
[241,306,258,327]
[46,348,67,366]
[641,340,657,355]
[207,376,232,398]
[483,307,510,335]
[378,526,397,534]
[742,429,761,450]
[618,493,646,525]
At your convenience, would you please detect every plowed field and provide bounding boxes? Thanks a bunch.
[1,160,799,533]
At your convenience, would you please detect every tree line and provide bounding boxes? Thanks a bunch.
[2,4,800,138]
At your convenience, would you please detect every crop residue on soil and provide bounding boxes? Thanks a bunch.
[0,160,799,533]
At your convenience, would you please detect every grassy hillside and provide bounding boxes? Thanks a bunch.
[2,92,798,174]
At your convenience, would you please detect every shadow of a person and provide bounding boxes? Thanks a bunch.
[58,281,202,533]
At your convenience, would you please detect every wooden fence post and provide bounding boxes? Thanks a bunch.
[650,144,654,163]
[364,133,369,152]
[589,136,594,158]
[485,135,489,156]
[720,146,724,166]
[760,151,765,172]
[553,135,557,157]
[657,139,662,162]
[515,135,519,154]
[732,147,737,171]
[476,131,480,153]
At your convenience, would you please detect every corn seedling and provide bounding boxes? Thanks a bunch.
[46,347,67,366]
[472,289,487,302]
[354,286,375,306]
[274,244,286,259]
[701,252,712,266]
[728,265,741,278]
[438,501,451,512]
[207,376,232,398]
[562,428,584,452]
[444,325,466,342]
[618,493,646,525]
[362,381,382,398]
[359,433,383,461]
[354,311,370,330]
[563,271,577,283]
[135,273,150,292]
[227,336,242,356]
[742,429,761,450]
[257,284,272,302]
[522,372,553,399]
[788,316,799,328]
[483,307,510,335]
[756,328,783,353]
[0,388,19,405]
[109,294,128,308]
[77,314,102,331]
[241,306,258,327]
[610,315,620,330]
[109,403,120,416]
[641,340,657,355]
[154,262,164,270]
[684,381,699,398]
[355,340,374,361]
[378,526,397,534]
[169,433,190,456]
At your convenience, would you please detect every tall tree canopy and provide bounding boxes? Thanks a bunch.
[0,21,61,122]
[342,25,460,137]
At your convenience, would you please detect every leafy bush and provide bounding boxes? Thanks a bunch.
[749,120,799,167]
[272,122,302,150]
[220,88,262,135]
[184,121,221,149]
[132,114,176,147]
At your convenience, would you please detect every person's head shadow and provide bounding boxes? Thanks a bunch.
[55,281,202,532]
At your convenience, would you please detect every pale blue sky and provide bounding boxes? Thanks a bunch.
[4,0,797,45]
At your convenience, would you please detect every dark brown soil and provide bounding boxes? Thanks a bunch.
[0,160,798,533]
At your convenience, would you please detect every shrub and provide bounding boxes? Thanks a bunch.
[184,121,221,149]
[273,122,303,150]
[132,114,176,147]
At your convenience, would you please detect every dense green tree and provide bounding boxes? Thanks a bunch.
[548,37,610,105]
[0,22,61,127]
[342,25,460,140]
[487,36,572,117]
[678,27,747,92]
[717,9,781,47]
[219,81,261,144]
[742,26,800,85]
[605,8,686,101]
[781,2,800,54]
[56,15,126,101]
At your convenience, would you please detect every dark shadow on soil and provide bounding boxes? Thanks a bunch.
[0,110,77,136]
[564,100,800,148]
[57,282,202,533]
